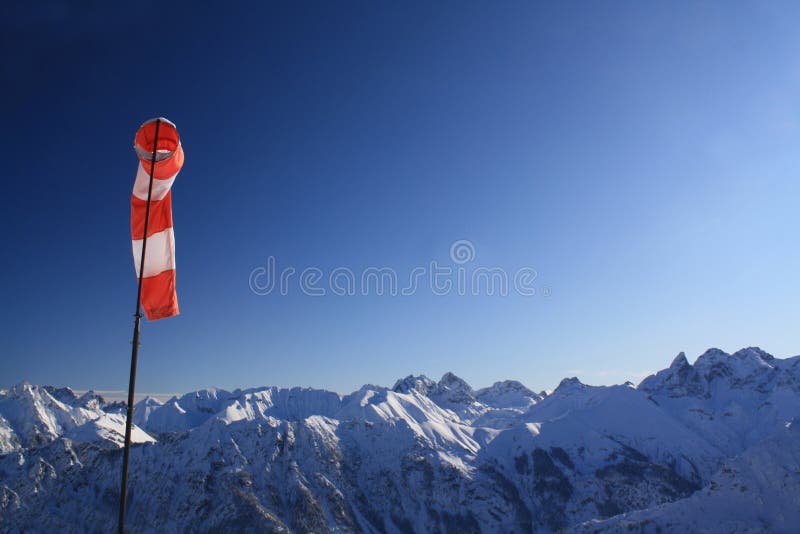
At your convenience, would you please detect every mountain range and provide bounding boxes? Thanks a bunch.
[1,346,799,532]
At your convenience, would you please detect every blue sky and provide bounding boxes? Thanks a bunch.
[2,2,800,396]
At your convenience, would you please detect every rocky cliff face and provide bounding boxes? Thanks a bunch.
[1,346,799,532]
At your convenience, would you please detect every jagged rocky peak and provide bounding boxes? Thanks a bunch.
[439,371,473,389]
[639,349,705,396]
[693,347,730,366]
[732,346,775,362]
[430,372,476,404]
[690,348,738,382]
[77,390,100,401]
[9,381,34,396]
[670,352,690,369]
[76,390,114,411]
[7,382,58,407]
[478,380,534,396]
[392,374,436,395]
[692,347,780,383]
[43,386,78,404]
[640,346,788,397]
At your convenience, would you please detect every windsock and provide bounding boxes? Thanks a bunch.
[131,118,184,320]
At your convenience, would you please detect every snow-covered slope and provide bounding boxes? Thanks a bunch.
[1,347,799,532]
[0,383,152,453]
[573,419,800,533]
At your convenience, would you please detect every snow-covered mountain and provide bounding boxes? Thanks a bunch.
[0,383,152,454]
[1,347,799,532]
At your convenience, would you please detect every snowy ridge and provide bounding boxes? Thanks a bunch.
[0,383,152,454]
[1,347,799,532]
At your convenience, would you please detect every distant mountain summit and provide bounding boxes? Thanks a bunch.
[2,346,799,532]
[640,346,800,398]
[391,374,436,395]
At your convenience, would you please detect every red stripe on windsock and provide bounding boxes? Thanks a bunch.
[140,269,179,320]
[132,192,174,240]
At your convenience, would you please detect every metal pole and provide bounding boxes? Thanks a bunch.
[119,118,161,534]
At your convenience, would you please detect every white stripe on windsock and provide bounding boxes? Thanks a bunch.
[132,228,176,278]
[132,163,177,202]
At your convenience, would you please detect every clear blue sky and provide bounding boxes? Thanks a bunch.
[2,2,800,396]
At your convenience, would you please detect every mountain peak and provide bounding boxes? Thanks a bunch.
[475,380,541,410]
[640,346,787,398]
[43,386,79,405]
[555,376,585,393]
[439,372,472,389]
[732,346,775,362]
[694,348,730,365]
[392,375,435,395]
[8,382,51,403]
[429,372,476,405]
[478,380,534,396]
[10,381,33,395]
[670,352,689,369]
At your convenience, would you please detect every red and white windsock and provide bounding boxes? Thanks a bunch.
[131,118,184,320]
